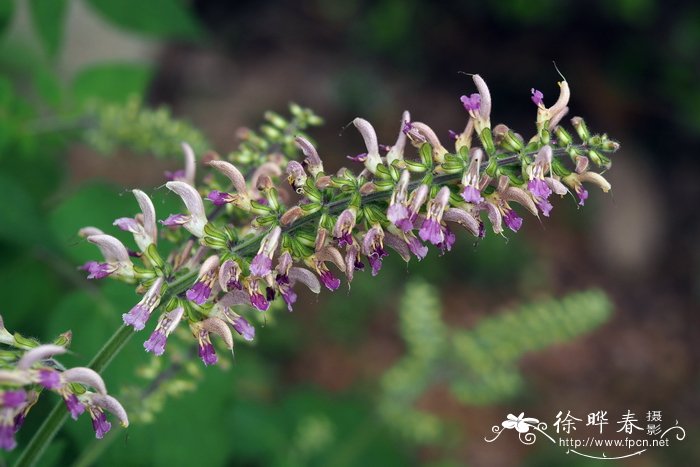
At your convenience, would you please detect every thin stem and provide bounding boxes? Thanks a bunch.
[14,144,579,467]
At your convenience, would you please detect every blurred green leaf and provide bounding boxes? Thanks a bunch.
[72,63,153,106]
[33,65,63,108]
[86,0,201,39]
[0,0,14,38]
[29,0,68,57]
[48,182,135,263]
[0,173,45,247]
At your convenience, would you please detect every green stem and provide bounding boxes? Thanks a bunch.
[14,145,582,466]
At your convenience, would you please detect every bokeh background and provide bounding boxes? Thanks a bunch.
[1,0,699,465]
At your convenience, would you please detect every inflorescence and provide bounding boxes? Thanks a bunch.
[0,319,128,450]
[1,75,617,450]
[79,75,617,368]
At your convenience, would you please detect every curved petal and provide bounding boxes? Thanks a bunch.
[17,344,67,370]
[208,160,247,194]
[87,234,131,264]
[133,189,157,244]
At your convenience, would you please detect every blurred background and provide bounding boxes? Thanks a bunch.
[1,0,699,465]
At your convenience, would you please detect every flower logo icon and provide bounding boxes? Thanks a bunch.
[502,413,540,433]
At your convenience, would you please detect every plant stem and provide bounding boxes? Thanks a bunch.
[14,145,580,466]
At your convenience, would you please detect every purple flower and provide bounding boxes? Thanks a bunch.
[448,129,459,141]
[144,329,167,356]
[280,288,298,311]
[461,185,484,204]
[113,217,140,232]
[164,169,185,181]
[143,306,183,356]
[367,246,388,276]
[402,121,413,135]
[319,270,341,291]
[160,213,189,227]
[186,281,212,305]
[38,369,61,390]
[437,226,456,254]
[0,423,16,451]
[232,317,255,341]
[407,235,428,260]
[91,410,112,439]
[250,292,269,311]
[334,209,357,248]
[576,186,589,206]
[206,190,234,206]
[198,341,217,366]
[503,209,523,232]
[387,203,409,226]
[531,88,544,106]
[419,218,443,245]
[122,304,151,331]
[2,390,26,408]
[250,254,273,277]
[396,216,416,232]
[346,153,367,162]
[64,394,85,420]
[527,179,552,199]
[80,261,113,280]
[460,93,481,112]
[537,197,553,217]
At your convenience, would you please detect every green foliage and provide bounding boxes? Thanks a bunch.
[28,0,68,57]
[83,97,209,158]
[379,280,612,444]
[86,0,201,40]
[72,63,154,106]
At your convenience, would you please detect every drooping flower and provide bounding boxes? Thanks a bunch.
[460,147,485,204]
[247,281,270,311]
[206,159,251,210]
[84,393,128,439]
[395,184,429,232]
[406,122,449,163]
[526,145,555,216]
[295,136,324,176]
[122,277,165,330]
[82,234,135,281]
[363,225,388,276]
[419,187,451,245]
[186,255,220,305]
[193,318,233,366]
[113,189,157,252]
[308,247,345,291]
[144,307,184,356]
[219,259,243,292]
[250,227,281,277]
[164,181,208,237]
[333,208,357,247]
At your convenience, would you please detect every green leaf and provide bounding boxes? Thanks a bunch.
[86,0,201,39]
[0,173,44,247]
[0,0,14,38]
[29,0,68,57]
[72,63,153,106]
